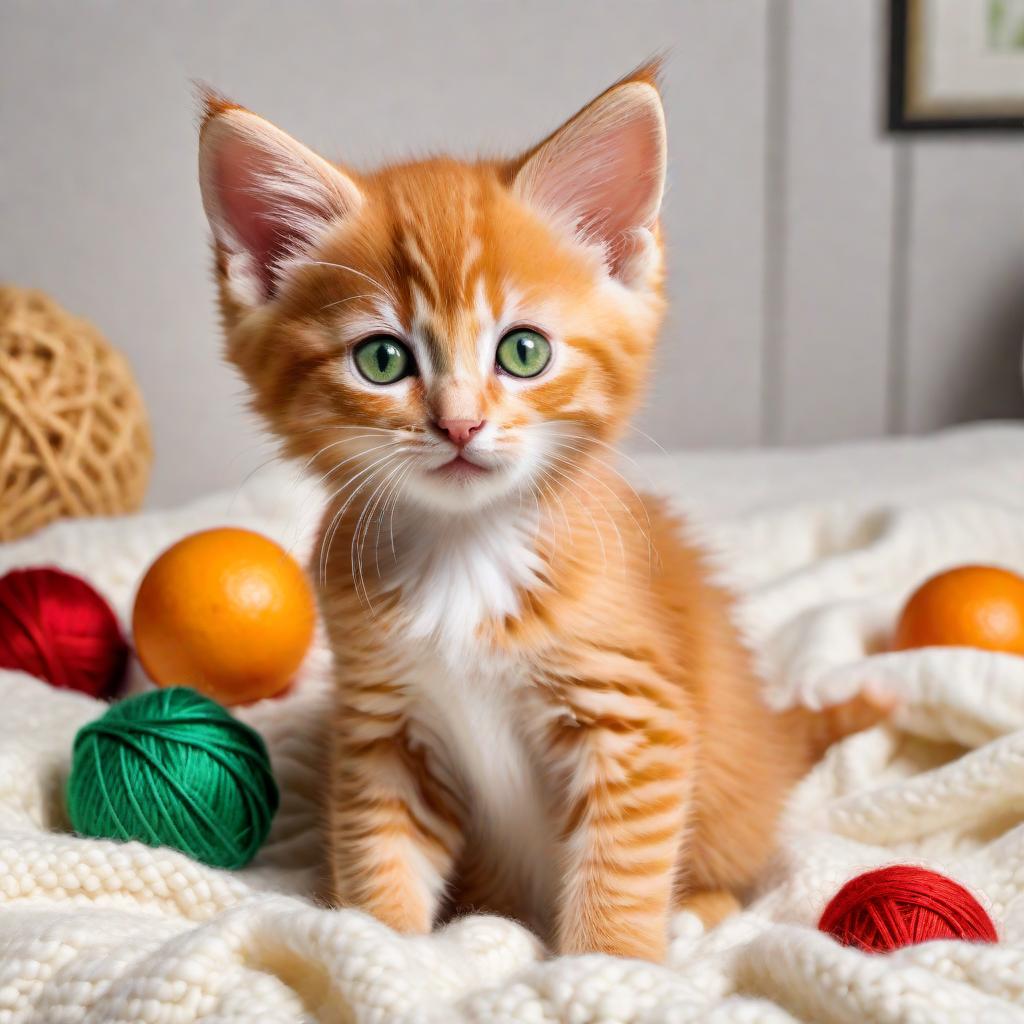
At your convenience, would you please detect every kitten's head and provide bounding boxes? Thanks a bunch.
[199,65,666,514]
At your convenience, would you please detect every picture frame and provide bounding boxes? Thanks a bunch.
[890,0,1024,131]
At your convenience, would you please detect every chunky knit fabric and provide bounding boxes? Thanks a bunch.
[1,423,1023,1022]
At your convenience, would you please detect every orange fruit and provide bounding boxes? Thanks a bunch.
[132,527,315,705]
[893,565,1024,654]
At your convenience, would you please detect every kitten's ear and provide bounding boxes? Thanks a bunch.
[198,92,363,307]
[511,65,666,283]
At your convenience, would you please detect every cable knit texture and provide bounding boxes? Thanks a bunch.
[1,423,1024,1022]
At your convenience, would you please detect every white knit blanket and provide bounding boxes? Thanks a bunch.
[2,423,1024,1023]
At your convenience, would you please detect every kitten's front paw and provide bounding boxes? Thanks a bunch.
[372,903,432,935]
[557,923,667,962]
[330,888,433,935]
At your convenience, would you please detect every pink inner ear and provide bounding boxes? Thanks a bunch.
[211,138,306,297]
[520,85,665,277]
[209,131,346,299]
[578,115,663,241]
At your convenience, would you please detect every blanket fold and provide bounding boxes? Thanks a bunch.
[1,424,1023,1022]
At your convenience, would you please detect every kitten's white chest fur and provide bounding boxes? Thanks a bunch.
[386,506,558,917]
[406,650,556,913]
[386,505,545,653]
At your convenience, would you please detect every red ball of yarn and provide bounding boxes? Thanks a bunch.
[0,567,128,698]
[819,865,998,953]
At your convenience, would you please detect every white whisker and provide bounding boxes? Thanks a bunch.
[536,467,574,546]
[301,434,401,474]
[547,425,642,467]
[352,454,410,612]
[318,449,408,587]
[318,439,406,486]
[522,476,547,549]
[318,292,375,313]
[624,422,667,454]
[376,456,417,575]
[294,259,392,296]
[389,463,416,564]
[547,445,655,572]
[540,462,610,572]
[549,438,656,555]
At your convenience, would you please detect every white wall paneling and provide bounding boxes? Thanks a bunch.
[901,141,1024,432]
[768,0,898,445]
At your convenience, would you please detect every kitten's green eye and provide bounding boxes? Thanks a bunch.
[496,329,551,379]
[354,336,413,384]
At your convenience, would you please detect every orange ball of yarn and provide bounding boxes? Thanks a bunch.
[132,528,315,705]
[819,866,997,953]
[0,566,128,698]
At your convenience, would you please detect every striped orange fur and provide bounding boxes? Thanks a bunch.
[198,64,886,960]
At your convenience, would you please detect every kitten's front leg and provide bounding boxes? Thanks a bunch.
[551,689,694,962]
[326,705,462,934]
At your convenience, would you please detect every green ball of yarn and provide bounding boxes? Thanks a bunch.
[67,687,279,869]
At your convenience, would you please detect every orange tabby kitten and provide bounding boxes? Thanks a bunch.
[198,65,880,961]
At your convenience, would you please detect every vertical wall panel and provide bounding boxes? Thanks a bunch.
[885,146,914,433]
[760,0,790,444]
[770,0,897,444]
[636,1,769,451]
[902,142,1024,432]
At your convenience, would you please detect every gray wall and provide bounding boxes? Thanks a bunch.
[2,0,1023,507]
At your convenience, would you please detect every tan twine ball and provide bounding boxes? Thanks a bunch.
[0,286,152,541]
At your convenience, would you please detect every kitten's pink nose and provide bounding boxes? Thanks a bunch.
[436,417,485,447]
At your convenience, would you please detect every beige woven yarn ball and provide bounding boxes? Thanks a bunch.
[0,286,152,541]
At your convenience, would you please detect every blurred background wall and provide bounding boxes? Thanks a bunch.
[2,0,1023,506]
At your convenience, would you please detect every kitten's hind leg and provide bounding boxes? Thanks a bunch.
[787,685,899,763]
[551,699,695,963]
[675,887,741,930]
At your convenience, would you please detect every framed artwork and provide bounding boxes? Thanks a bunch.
[890,0,1024,130]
